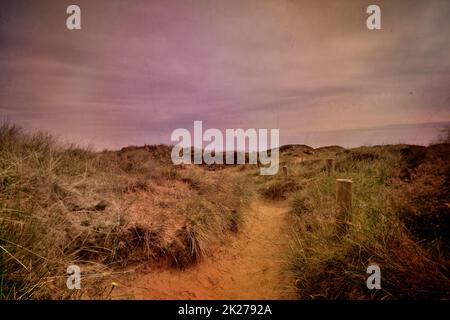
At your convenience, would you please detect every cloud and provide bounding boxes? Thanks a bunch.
[0,0,449,149]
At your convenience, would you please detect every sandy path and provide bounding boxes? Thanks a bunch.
[113,199,295,299]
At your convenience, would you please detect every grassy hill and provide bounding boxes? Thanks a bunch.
[0,123,250,299]
[0,123,449,299]
[257,143,450,299]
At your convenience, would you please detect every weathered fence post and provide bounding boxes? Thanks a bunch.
[336,179,352,234]
[326,158,334,175]
[282,166,288,180]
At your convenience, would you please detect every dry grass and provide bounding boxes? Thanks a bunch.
[1,123,448,300]
[284,145,450,299]
[0,123,249,299]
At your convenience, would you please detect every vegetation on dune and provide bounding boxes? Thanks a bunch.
[275,144,450,299]
[0,123,249,299]
[1,122,449,300]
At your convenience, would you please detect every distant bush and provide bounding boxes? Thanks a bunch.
[260,179,301,200]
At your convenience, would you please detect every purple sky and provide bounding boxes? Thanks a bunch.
[0,0,449,149]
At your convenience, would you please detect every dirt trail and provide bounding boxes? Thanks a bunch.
[113,199,296,299]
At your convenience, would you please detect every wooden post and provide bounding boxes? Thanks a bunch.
[282,166,288,180]
[326,158,334,175]
[336,179,352,234]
